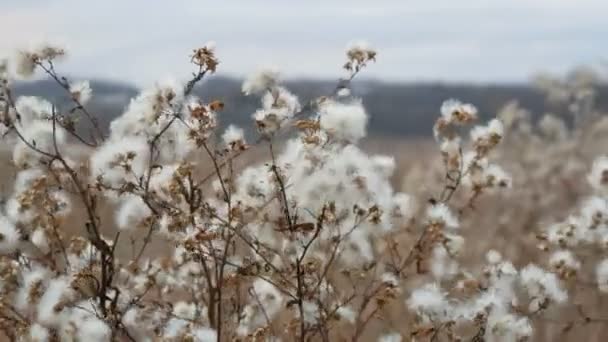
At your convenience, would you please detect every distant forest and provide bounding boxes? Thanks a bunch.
[12,77,608,138]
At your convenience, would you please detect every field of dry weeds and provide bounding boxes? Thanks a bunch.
[2,124,607,341]
[1,42,608,341]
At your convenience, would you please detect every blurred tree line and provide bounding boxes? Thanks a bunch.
[12,76,608,138]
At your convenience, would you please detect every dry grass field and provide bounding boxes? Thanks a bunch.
[2,125,607,341]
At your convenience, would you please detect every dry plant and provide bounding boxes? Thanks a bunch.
[0,40,606,342]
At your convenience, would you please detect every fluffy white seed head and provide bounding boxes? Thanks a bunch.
[549,250,581,273]
[426,203,459,229]
[90,137,149,188]
[588,155,608,194]
[14,96,53,126]
[242,66,280,95]
[378,333,402,342]
[520,264,568,310]
[486,311,533,341]
[486,250,503,264]
[336,306,357,324]
[319,99,368,143]
[69,80,92,105]
[440,99,478,124]
[0,215,20,254]
[115,195,152,231]
[222,124,245,147]
[392,192,416,223]
[28,323,50,342]
[407,283,450,320]
[12,43,66,78]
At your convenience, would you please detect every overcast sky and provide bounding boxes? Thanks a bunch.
[1,0,606,87]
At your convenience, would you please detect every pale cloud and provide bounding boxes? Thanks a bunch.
[0,0,606,86]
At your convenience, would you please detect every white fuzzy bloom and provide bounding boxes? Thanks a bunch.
[163,318,188,338]
[108,79,194,160]
[381,272,400,287]
[51,190,73,217]
[440,99,478,123]
[252,87,300,136]
[90,137,149,188]
[371,155,396,179]
[378,333,402,342]
[549,250,581,272]
[336,306,357,324]
[34,43,66,60]
[191,327,218,341]
[13,168,45,194]
[221,124,245,146]
[596,259,608,292]
[242,67,280,95]
[12,121,67,168]
[486,250,503,264]
[261,86,300,114]
[462,150,488,170]
[407,283,450,319]
[5,197,32,224]
[340,229,375,266]
[337,87,351,97]
[483,164,512,188]
[31,229,50,254]
[38,277,75,326]
[237,278,284,336]
[440,137,461,166]
[430,246,459,281]
[15,266,50,312]
[74,317,111,341]
[253,109,283,136]
[62,304,111,341]
[470,119,504,145]
[444,233,465,257]
[588,156,608,194]
[460,288,513,321]
[301,301,320,324]
[520,264,567,310]
[0,215,20,254]
[235,164,274,207]
[15,96,53,126]
[12,43,65,78]
[487,119,505,138]
[498,261,518,278]
[545,221,576,247]
[4,171,50,223]
[346,40,375,57]
[486,312,533,341]
[426,203,459,229]
[147,164,181,200]
[115,195,152,231]
[29,323,50,342]
[69,80,92,105]
[121,308,147,340]
[319,99,368,143]
[581,196,608,224]
[392,192,416,222]
[173,301,197,320]
[14,51,37,78]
